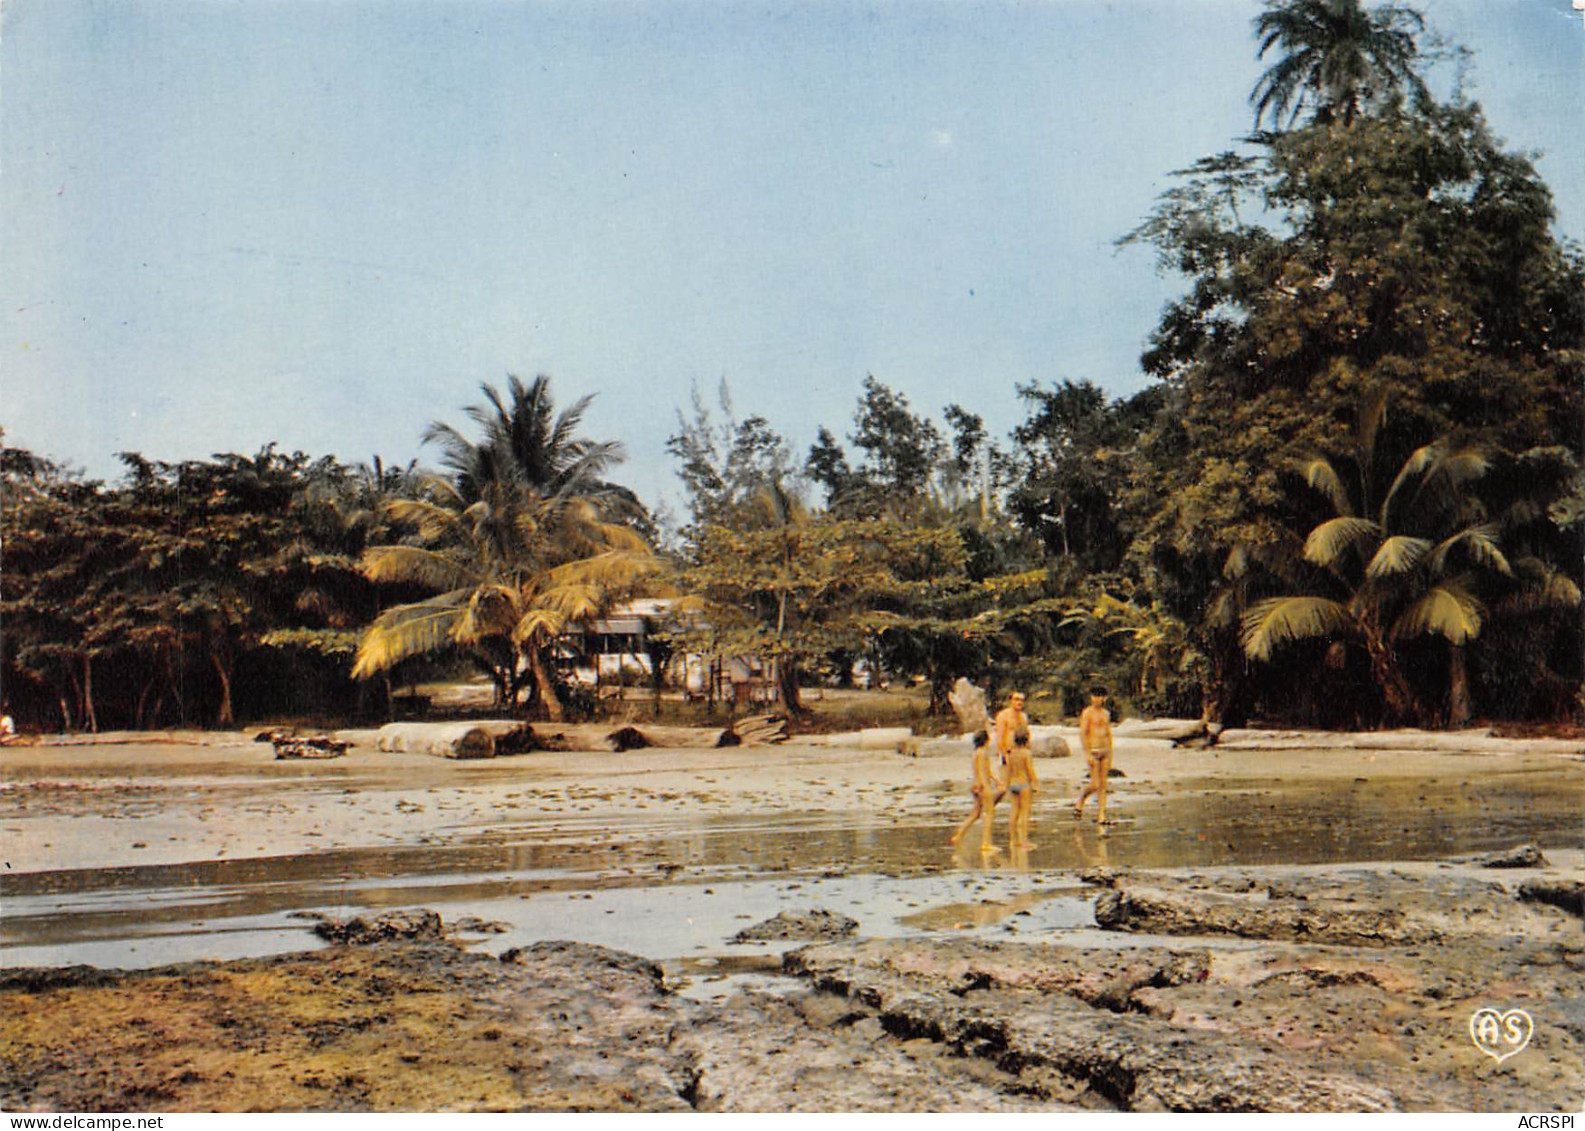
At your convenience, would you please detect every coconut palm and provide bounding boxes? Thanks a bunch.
[1250,0,1429,130]
[424,374,644,522]
[351,473,654,719]
[1242,418,1511,724]
[353,376,656,718]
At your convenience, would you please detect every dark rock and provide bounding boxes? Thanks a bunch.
[1079,867,1127,887]
[1470,844,1550,869]
[313,909,447,944]
[782,938,1394,1111]
[1093,884,1435,947]
[1518,879,1585,918]
[732,909,859,944]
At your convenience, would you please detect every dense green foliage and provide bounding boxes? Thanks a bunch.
[1,445,384,729]
[6,3,1580,732]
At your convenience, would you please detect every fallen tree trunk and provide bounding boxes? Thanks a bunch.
[733,714,788,746]
[526,724,617,753]
[373,722,500,759]
[1214,729,1582,756]
[607,725,739,751]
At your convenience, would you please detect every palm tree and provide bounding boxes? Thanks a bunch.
[352,376,656,719]
[424,374,644,522]
[1242,412,1511,724]
[351,474,654,719]
[1250,0,1429,130]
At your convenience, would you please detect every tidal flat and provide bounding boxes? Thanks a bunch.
[2,731,1580,1111]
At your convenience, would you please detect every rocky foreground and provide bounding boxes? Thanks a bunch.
[1,860,1580,1112]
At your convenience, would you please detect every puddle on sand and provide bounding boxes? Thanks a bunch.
[2,771,1579,973]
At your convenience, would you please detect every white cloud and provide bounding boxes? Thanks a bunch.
[932,129,953,147]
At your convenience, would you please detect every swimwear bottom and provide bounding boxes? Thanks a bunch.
[1009,784,1027,795]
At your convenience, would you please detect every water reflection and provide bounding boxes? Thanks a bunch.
[1,771,1579,971]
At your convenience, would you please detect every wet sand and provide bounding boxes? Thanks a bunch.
[2,733,1581,966]
[2,730,1582,1110]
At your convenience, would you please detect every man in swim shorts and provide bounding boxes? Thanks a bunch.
[1073,687,1114,827]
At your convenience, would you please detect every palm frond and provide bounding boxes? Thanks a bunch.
[1380,444,1436,525]
[1392,585,1483,645]
[1436,446,1491,488]
[1298,457,1352,516]
[352,597,466,678]
[1241,596,1354,661]
[1356,386,1388,472]
[361,545,480,590]
[1495,558,1583,616]
[384,493,463,540]
[1364,535,1432,578]
[1389,445,1490,532]
[511,607,570,646]
[1303,516,1379,568]
[541,547,658,595]
[1223,544,1250,580]
[1427,524,1510,577]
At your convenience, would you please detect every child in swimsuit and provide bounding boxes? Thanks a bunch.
[1004,728,1039,850]
[950,730,1005,854]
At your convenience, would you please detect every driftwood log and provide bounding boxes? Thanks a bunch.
[1214,728,1582,756]
[531,723,733,752]
[271,734,349,760]
[733,714,788,746]
[606,725,740,751]
[374,722,501,759]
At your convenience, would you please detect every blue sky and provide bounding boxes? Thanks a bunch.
[4,0,1581,515]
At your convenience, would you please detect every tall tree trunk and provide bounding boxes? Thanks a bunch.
[83,654,99,733]
[648,647,667,718]
[776,655,803,715]
[63,662,82,731]
[212,650,234,727]
[1361,626,1416,726]
[1201,634,1249,727]
[168,651,187,726]
[135,667,156,730]
[528,646,564,721]
[1448,644,1471,728]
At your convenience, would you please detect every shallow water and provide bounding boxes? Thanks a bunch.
[2,761,1580,972]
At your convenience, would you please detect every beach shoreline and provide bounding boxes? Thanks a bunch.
[2,727,1581,1111]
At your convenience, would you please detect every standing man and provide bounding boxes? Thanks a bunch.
[1073,687,1114,827]
[992,691,1029,765]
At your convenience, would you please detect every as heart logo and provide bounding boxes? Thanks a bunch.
[1468,1007,1533,1063]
